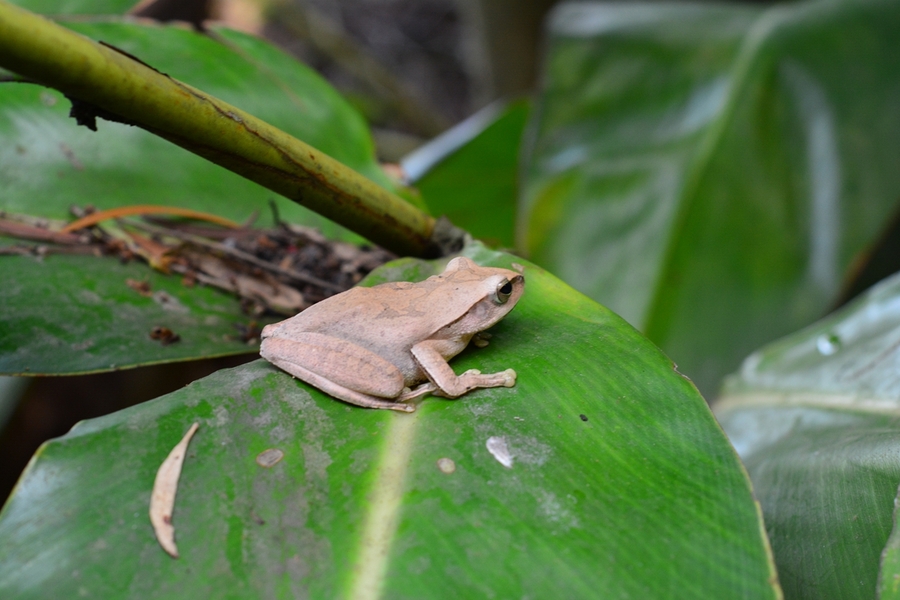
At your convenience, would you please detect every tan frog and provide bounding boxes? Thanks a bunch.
[259,257,525,412]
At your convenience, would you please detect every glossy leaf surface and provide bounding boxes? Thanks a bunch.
[716,271,900,600]
[521,0,900,396]
[6,0,134,14]
[0,245,780,599]
[0,254,266,375]
[410,100,529,248]
[0,18,390,374]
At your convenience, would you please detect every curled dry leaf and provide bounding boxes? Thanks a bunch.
[149,423,199,558]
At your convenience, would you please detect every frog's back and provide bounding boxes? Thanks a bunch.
[271,282,416,344]
[278,263,511,343]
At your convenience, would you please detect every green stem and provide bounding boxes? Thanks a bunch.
[0,0,444,257]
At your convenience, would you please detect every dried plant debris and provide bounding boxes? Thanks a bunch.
[150,423,199,559]
[126,278,153,296]
[150,325,181,345]
[234,320,263,344]
[0,206,395,315]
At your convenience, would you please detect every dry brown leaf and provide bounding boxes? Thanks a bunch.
[149,423,199,558]
[178,248,306,314]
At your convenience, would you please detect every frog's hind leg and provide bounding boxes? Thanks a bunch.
[265,353,415,412]
[260,334,414,412]
[397,382,437,402]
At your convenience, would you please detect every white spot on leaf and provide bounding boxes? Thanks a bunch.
[256,448,284,468]
[538,490,580,532]
[486,436,513,468]
[436,457,456,474]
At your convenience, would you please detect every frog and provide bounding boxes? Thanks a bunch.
[259,256,525,412]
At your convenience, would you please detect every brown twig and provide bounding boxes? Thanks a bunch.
[61,204,242,233]
[0,218,85,244]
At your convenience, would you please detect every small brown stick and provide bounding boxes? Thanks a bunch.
[0,246,33,256]
[0,243,98,256]
[0,218,84,244]
[62,205,241,233]
[149,423,199,559]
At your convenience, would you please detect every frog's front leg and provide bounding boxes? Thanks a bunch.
[260,332,416,412]
[410,340,516,399]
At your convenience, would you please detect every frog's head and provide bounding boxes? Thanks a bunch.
[442,256,525,333]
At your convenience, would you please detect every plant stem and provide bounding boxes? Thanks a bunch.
[0,0,447,257]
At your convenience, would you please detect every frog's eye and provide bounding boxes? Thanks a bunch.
[495,280,513,304]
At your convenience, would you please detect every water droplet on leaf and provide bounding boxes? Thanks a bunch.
[816,333,841,356]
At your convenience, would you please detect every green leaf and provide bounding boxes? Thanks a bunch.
[0,244,779,598]
[0,254,265,375]
[879,490,900,600]
[521,0,900,396]
[715,271,900,600]
[0,18,391,374]
[408,100,529,248]
[6,0,134,15]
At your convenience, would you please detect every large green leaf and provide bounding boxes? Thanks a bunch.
[0,244,780,598]
[0,18,392,374]
[715,271,900,600]
[407,100,529,249]
[521,0,900,396]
